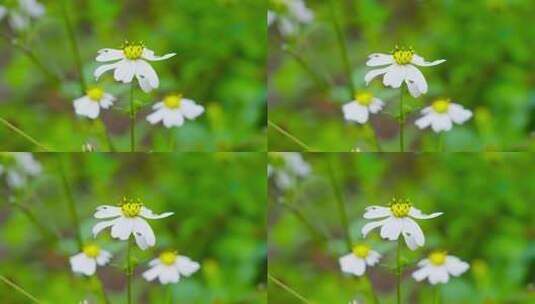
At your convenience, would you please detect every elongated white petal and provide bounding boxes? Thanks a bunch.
[402,217,425,247]
[365,250,381,266]
[383,65,406,88]
[96,48,125,62]
[96,250,112,266]
[175,256,200,276]
[364,66,390,85]
[114,60,135,83]
[133,217,156,247]
[133,230,149,250]
[143,264,162,281]
[94,61,122,80]
[412,264,431,281]
[135,60,159,88]
[92,218,120,237]
[405,65,428,94]
[146,108,165,125]
[180,99,204,120]
[110,217,134,240]
[342,102,369,124]
[148,258,161,267]
[406,79,423,97]
[142,49,176,61]
[445,256,469,276]
[94,205,122,219]
[363,206,392,219]
[428,267,449,284]
[409,207,443,219]
[139,207,174,219]
[448,104,472,124]
[380,217,403,240]
[361,218,390,237]
[411,54,446,67]
[339,254,366,276]
[415,113,433,130]
[366,53,394,66]
[159,266,180,284]
[70,253,97,276]
[136,73,154,92]
[403,233,419,250]
[368,98,384,114]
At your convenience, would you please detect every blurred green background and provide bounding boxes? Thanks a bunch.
[268,0,535,152]
[0,0,266,152]
[268,153,535,303]
[0,152,267,303]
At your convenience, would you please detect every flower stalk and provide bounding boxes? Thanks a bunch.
[0,117,51,151]
[268,274,312,304]
[399,87,405,152]
[58,158,83,249]
[0,275,43,304]
[268,120,314,151]
[127,237,134,304]
[59,0,86,92]
[396,237,402,304]
[130,83,136,152]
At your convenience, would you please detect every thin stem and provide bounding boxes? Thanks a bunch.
[0,117,51,151]
[168,129,176,152]
[60,0,86,93]
[58,157,83,249]
[434,286,441,304]
[327,0,355,96]
[268,274,312,304]
[97,119,116,152]
[363,123,382,152]
[282,45,330,91]
[437,133,445,152]
[396,238,402,304]
[326,157,352,252]
[268,120,313,151]
[130,83,136,152]
[0,275,43,304]
[165,285,173,304]
[127,238,133,304]
[399,87,405,152]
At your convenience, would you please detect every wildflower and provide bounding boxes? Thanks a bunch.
[146,94,204,128]
[412,251,469,285]
[142,250,200,284]
[361,198,442,250]
[415,98,472,133]
[69,244,112,276]
[0,152,41,188]
[0,0,44,31]
[364,46,445,98]
[342,91,384,124]
[73,87,116,119]
[92,197,173,250]
[268,0,314,36]
[339,244,381,277]
[94,41,176,93]
[268,152,311,190]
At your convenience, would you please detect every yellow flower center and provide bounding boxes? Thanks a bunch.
[122,41,144,60]
[86,87,104,102]
[163,94,182,109]
[120,197,142,217]
[432,99,451,114]
[355,92,374,106]
[159,251,177,266]
[83,244,101,258]
[392,46,414,65]
[390,198,411,217]
[429,251,447,266]
[352,244,370,258]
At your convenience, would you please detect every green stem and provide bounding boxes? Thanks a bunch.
[268,274,312,304]
[437,133,445,152]
[169,129,176,152]
[282,45,330,91]
[327,157,352,251]
[0,275,43,304]
[58,157,83,249]
[0,117,51,151]
[96,119,115,152]
[363,123,382,152]
[60,0,86,93]
[130,83,136,152]
[434,286,441,304]
[165,285,173,304]
[397,238,402,304]
[399,87,405,152]
[92,276,110,304]
[268,120,313,151]
[127,238,133,304]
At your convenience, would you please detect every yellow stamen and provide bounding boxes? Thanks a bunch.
[429,251,447,266]
[120,197,142,217]
[86,87,104,102]
[163,94,182,109]
[352,244,370,258]
[159,251,177,266]
[83,244,101,258]
[390,198,411,218]
[432,99,451,114]
[122,41,144,60]
[392,46,414,65]
[354,92,374,106]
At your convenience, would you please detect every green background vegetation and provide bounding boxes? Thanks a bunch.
[268,0,535,152]
[0,153,267,303]
[268,153,535,303]
[0,0,266,151]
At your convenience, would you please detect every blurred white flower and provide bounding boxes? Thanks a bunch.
[365,46,445,98]
[0,152,41,188]
[361,198,442,250]
[342,92,384,124]
[339,244,381,277]
[94,41,176,93]
[268,152,311,190]
[412,251,469,285]
[146,94,204,128]
[69,244,112,276]
[415,99,472,133]
[92,197,173,250]
[142,250,200,285]
[268,0,314,36]
[0,0,44,31]
[73,87,116,119]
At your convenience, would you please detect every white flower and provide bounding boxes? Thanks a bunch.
[92,198,174,250]
[94,41,176,93]
[364,47,445,98]
[268,152,311,190]
[69,244,112,276]
[268,0,314,36]
[342,92,384,124]
[361,198,442,250]
[415,99,472,133]
[0,152,41,188]
[0,0,44,31]
[73,87,116,119]
[339,244,381,277]
[146,94,204,128]
[412,251,469,285]
[142,251,200,285]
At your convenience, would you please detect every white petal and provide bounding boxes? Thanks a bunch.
[383,65,406,88]
[148,258,161,267]
[142,49,176,61]
[175,256,200,276]
[405,65,428,94]
[135,60,159,88]
[366,53,394,66]
[406,79,423,97]
[361,218,391,237]
[418,259,430,267]
[342,102,369,124]
[411,54,446,67]
[139,207,174,219]
[180,99,204,120]
[110,217,134,240]
[132,217,156,248]
[428,267,449,285]
[96,250,112,266]
[379,217,403,240]
[448,104,472,124]
[92,218,120,238]
[368,98,384,114]
[402,218,425,247]
[403,234,419,251]
[94,205,122,219]
[445,256,469,276]
[96,48,125,62]
[363,206,392,219]
[136,73,154,92]
[339,254,366,276]
[142,264,162,282]
[415,113,433,130]
[146,108,165,125]
[114,60,135,83]
[19,0,45,18]
[364,66,391,85]
[412,265,431,282]
[431,114,453,133]
[158,266,180,284]
[409,207,443,219]
[70,253,97,276]
[100,94,116,109]
[94,61,122,80]
[163,110,184,128]
[152,101,164,110]
[133,230,149,250]
[365,250,381,266]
